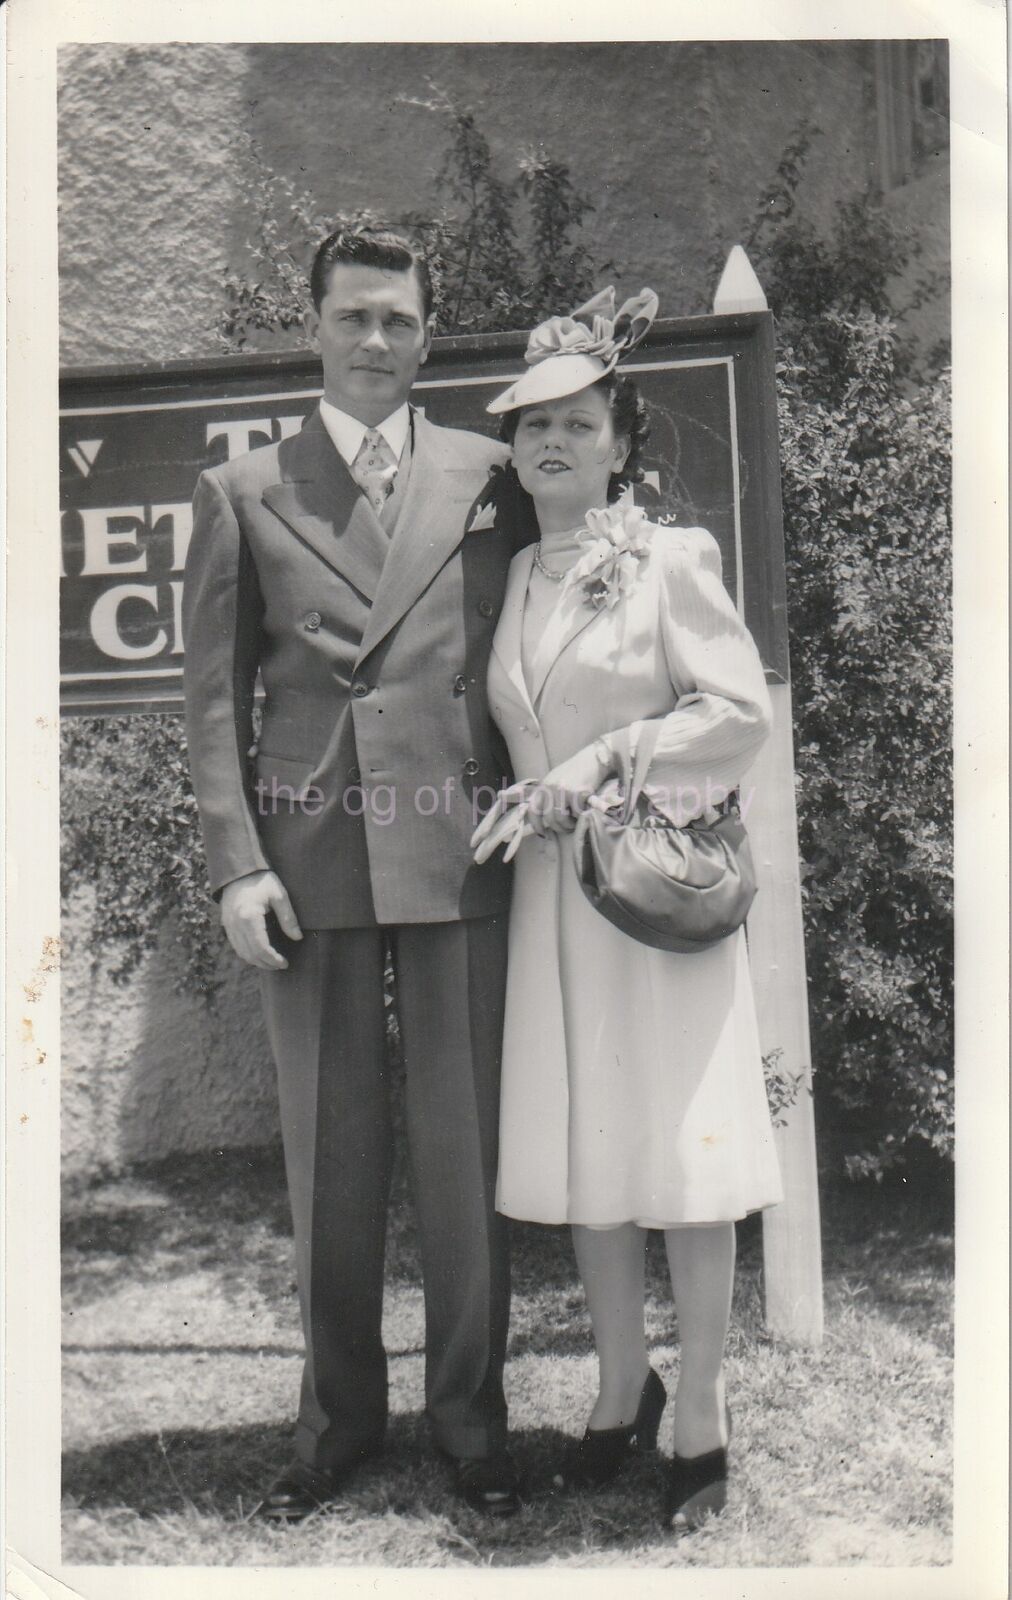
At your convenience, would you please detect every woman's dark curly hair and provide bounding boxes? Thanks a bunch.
[498,372,650,504]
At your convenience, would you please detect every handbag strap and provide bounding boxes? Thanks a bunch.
[615,719,664,825]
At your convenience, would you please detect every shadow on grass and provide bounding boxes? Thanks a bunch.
[61,1145,953,1565]
[63,1144,424,1311]
[819,1167,954,1350]
[63,1419,292,1518]
[62,1410,680,1558]
[62,1145,295,1311]
[63,1144,952,1346]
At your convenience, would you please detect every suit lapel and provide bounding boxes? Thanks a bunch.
[356,413,479,665]
[261,408,389,601]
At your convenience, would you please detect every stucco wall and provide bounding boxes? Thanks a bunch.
[882,155,951,361]
[61,891,278,1181]
[60,40,887,366]
[58,44,248,363]
[239,40,880,317]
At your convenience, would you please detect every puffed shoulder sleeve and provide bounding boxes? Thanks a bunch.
[182,469,270,897]
[601,525,772,806]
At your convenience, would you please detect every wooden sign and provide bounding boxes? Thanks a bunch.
[59,312,786,714]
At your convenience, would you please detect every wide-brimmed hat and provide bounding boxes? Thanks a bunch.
[486,287,658,415]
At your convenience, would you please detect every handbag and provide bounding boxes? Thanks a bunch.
[572,721,757,953]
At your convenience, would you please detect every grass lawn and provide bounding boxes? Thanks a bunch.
[61,1142,952,1569]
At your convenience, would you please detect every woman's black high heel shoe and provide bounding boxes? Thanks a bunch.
[557,1368,667,1489]
[665,1406,731,1533]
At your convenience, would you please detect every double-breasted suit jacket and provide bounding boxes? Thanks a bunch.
[183,406,513,928]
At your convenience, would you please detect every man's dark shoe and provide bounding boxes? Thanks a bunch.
[441,1450,522,1516]
[251,1457,366,1522]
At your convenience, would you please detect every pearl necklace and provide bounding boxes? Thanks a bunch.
[533,530,586,583]
[532,544,567,582]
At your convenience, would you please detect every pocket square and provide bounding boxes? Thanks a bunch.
[467,502,498,533]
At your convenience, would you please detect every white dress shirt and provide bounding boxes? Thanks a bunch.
[318,399,411,468]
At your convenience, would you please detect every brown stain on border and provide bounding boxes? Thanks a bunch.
[23,935,62,1003]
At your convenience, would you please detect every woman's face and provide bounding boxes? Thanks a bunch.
[510,385,629,531]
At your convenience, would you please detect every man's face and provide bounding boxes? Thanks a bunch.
[305,262,434,424]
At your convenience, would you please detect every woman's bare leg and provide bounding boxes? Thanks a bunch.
[571,1222,650,1429]
[664,1222,735,1457]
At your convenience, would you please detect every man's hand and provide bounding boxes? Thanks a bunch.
[221,871,303,970]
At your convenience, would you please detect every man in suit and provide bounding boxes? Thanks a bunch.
[183,227,521,1518]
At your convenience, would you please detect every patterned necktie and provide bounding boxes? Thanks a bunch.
[351,428,398,516]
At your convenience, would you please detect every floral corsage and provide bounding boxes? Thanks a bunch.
[569,504,653,611]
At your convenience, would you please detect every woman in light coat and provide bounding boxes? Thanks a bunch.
[472,290,783,1531]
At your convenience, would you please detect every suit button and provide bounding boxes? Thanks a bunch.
[477,599,494,619]
[453,674,468,694]
[304,611,322,631]
[348,766,361,783]
[463,757,480,776]
[352,681,370,697]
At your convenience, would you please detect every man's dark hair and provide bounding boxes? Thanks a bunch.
[309,227,435,320]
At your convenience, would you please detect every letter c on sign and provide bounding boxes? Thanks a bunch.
[90,584,168,660]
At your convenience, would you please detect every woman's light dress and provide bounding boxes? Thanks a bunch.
[487,514,784,1227]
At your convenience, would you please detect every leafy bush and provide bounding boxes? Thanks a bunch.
[61,714,222,994]
[757,201,952,1178]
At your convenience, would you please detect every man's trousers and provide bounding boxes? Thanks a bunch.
[260,915,510,1470]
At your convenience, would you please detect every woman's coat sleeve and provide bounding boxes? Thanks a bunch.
[600,527,772,809]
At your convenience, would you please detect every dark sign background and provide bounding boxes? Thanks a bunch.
[60,312,786,714]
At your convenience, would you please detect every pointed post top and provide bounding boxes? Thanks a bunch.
[713,246,768,315]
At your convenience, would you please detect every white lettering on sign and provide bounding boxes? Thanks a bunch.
[80,507,148,576]
[206,420,273,460]
[151,503,194,572]
[205,416,305,460]
[170,580,184,655]
[90,584,167,660]
[68,439,104,477]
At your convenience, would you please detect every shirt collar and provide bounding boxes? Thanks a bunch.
[318,399,411,467]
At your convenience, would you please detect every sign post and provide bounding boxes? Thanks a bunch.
[713,248,823,1346]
